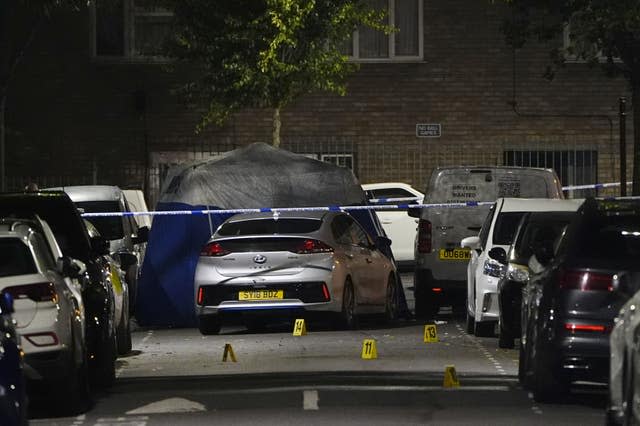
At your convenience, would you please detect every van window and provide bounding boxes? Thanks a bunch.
[430,171,551,203]
[75,201,124,240]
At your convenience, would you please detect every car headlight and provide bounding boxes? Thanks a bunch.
[483,258,505,278]
[507,263,529,283]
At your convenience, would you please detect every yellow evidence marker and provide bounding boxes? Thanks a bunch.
[361,339,377,359]
[424,324,438,343]
[222,343,237,362]
[293,318,307,336]
[443,365,460,388]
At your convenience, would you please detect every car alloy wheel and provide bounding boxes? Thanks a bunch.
[385,275,399,323]
[340,279,358,330]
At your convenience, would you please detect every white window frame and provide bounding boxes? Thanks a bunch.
[321,154,354,170]
[89,0,172,63]
[347,0,424,63]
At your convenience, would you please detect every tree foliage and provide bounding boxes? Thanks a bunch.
[500,0,640,194]
[162,0,387,144]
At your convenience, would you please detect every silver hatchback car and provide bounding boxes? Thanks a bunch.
[194,211,399,334]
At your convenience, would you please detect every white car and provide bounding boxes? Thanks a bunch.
[461,198,583,336]
[362,182,424,268]
[0,217,90,412]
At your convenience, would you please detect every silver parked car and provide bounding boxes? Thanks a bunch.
[194,211,399,334]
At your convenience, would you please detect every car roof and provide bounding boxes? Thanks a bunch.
[498,198,583,213]
[0,191,92,260]
[224,210,333,223]
[45,185,123,202]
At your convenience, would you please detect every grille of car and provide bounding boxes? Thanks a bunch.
[199,281,329,305]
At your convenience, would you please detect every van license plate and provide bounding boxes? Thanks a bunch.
[238,290,284,301]
[439,248,470,260]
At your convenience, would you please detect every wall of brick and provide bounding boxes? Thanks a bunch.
[5,1,631,202]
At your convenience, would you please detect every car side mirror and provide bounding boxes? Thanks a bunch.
[56,256,86,278]
[115,252,138,269]
[488,247,507,265]
[461,236,480,250]
[407,208,421,218]
[133,225,149,244]
[90,235,110,256]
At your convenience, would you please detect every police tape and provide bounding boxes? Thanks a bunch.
[79,181,634,218]
[81,201,497,218]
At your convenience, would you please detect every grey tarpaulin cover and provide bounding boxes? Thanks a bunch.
[136,142,408,326]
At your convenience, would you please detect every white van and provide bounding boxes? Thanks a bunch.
[123,189,152,229]
[408,166,563,318]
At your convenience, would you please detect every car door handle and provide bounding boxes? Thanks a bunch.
[366,258,373,264]
[381,220,392,224]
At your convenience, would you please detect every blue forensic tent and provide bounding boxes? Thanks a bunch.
[136,143,408,326]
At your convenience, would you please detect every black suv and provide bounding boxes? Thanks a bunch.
[521,198,640,402]
[0,192,118,388]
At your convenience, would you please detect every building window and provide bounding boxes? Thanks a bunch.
[503,150,598,197]
[91,0,172,60]
[562,23,616,63]
[344,0,423,62]
[321,154,354,170]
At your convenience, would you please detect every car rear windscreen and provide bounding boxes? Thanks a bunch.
[75,201,124,240]
[218,218,322,236]
[574,214,640,261]
[430,171,552,203]
[0,238,37,277]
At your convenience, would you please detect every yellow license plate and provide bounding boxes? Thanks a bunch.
[238,290,284,301]
[439,248,471,260]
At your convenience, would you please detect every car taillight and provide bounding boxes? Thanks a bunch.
[200,242,231,257]
[564,323,607,333]
[3,282,57,303]
[418,219,432,253]
[558,270,613,292]
[295,239,333,254]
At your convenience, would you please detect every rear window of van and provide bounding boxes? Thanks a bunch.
[429,171,552,203]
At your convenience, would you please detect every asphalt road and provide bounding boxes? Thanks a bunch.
[29,274,606,425]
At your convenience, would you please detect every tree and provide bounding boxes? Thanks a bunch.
[500,0,640,194]
[163,0,386,147]
[0,0,84,191]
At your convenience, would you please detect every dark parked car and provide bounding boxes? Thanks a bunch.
[520,197,640,402]
[0,192,118,388]
[0,293,27,425]
[497,210,578,349]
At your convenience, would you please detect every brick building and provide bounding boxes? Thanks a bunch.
[5,0,629,205]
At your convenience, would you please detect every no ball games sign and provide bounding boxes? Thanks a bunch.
[416,123,441,138]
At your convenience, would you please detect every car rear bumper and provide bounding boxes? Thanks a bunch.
[414,268,466,305]
[554,330,610,382]
[24,347,74,382]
